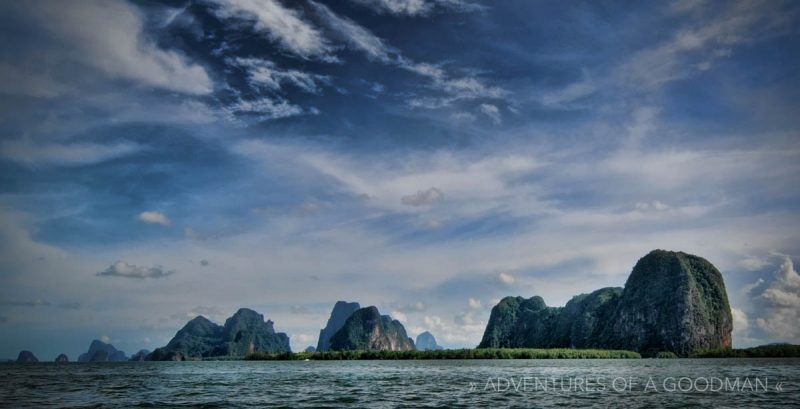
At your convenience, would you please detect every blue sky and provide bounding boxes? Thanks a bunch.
[1,0,799,359]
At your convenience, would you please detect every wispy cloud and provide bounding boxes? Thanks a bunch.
[208,0,336,61]
[1,0,212,95]
[350,0,484,16]
[96,261,175,279]
[310,1,394,62]
[227,57,331,94]
[0,140,140,167]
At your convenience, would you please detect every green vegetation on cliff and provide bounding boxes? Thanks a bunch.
[147,308,290,360]
[478,250,733,357]
[246,348,641,360]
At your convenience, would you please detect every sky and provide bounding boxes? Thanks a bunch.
[0,0,799,359]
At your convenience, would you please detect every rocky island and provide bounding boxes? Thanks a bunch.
[147,308,290,360]
[479,250,733,357]
[316,301,361,352]
[328,306,415,351]
[78,340,127,362]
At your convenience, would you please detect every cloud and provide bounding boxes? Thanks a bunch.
[401,187,444,206]
[393,301,427,313]
[208,0,335,61]
[309,1,393,62]
[289,305,313,315]
[496,272,516,285]
[751,257,800,342]
[100,335,111,343]
[740,255,771,272]
[619,1,795,90]
[0,299,51,307]
[200,259,209,267]
[732,307,749,334]
[4,0,212,95]
[138,211,171,226]
[227,57,331,94]
[223,97,307,121]
[479,104,501,125]
[634,200,670,212]
[468,298,482,309]
[0,140,141,167]
[390,310,409,323]
[350,0,483,16]
[96,261,175,279]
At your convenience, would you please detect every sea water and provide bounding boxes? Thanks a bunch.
[1,358,799,408]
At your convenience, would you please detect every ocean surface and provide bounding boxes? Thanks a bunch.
[1,358,799,408]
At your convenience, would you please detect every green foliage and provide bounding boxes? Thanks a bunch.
[692,344,800,358]
[655,351,678,359]
[246,348,641,361]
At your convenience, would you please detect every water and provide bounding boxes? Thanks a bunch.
[1,359,799,408]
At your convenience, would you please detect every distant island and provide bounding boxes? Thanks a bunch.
[6,250,800,361]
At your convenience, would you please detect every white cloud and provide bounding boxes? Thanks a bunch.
[732,307,749,334]
[390,310,408,323]
[0,140,140,167]
[401,187,444,206]
[100,335,111,343]
[18,0,212,95]
[635,200,670,212]
[497,272,516,285]
[310,1,393,62]
[740,255,771,272]
[619,1,794,90]
[468,298,482,309]
[228,57,331,94]
[479,104,501,125]
[208,0,335,61]
[350,0,483,16]
[752,257,800,342]
[223,97,307,120]
[540,79,596,107]
[138,211,171,226]
[96,261,175,280]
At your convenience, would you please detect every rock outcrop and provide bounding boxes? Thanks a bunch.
[16,350,38,363]
[129,349,150,361]
[78,340,127,362]
[316,301,361,352]
[329,306,415,351]
[478,250,732,357]
[415,331,444,350]
[55,353,69,363]
[610,250,732,356]
[304,346,316,353]
[147,308,290,360]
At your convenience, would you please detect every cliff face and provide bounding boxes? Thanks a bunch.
[478,250,732,357]
[610,250,732,356]
[415,331,444,350]
[78,340,127,362]
[147,308,290,360]
[316,301,361,352]
[329,306,415,351]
